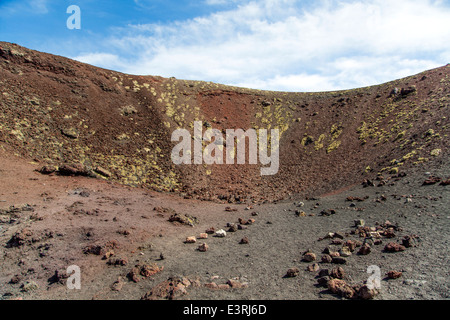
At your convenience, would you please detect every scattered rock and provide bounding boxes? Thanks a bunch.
[128,263,163,282]
[21,280,39,292]
[58,163,89,176]
[197,243,209,252]
[215,229,227,238]
[384,242,406,252]
[307,263,320,272]
[354,219,365,227]
[357,285,379,300]
[9,274,21,284]
[327,279,355,299]
[48,270,67,285]
[358,243,371,255]
[387,271,403,279]
[227,279,248,289]
[330,267,345,279]
[302,252,316,262]
[185,236,197,244]
[402,235,419,248]
[107,257,128,266]
[37,165,57,175]
[317,276,331,287]
[6,229,33,248]
[362,179,374,188]
[239,237,249,244]
[111,277,124,291]
[331,257,347,265]
[320,209,336,216]
[168,213,198,226]
[422,176,441,185]
[285,268,300,278]
[339,246,352,257]
[94,166,112,178]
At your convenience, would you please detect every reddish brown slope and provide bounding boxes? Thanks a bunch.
[0,41,449,203]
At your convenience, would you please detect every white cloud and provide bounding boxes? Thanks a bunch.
[71,0,450,91]
[72,52,126,71]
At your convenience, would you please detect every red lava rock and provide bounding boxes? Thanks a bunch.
[317,276,331,287]
[58,163,89,176]
[111,277,124,291]
[321,254,333,263]
[383,228,396,238]
[102,250,115,260]
[439,179,450,186]
[331,257,347,265]
[327,279,355,299]
[374,239,383,245]
[227,279,248,288]
[286,268,300,277]
[127,267,141,283]
[238,218,248,225]
[246,218,256,225]
[402,235,419,248]
[225,206,237,212]
[117,229,131,236]
[346,196,366,202]
[329,251,340,258]
[387,270,403,279]
[107,257,128,266]
[140,263,164,278]
[197,243,209,252]
[357,285,379,300]
[205,227,216,234]
[302,252,316,262]
[239,237,249,244]
[422,176,441,185]
[344,240,357,252]
[384,242,406,252]
[9,274,21,284]
[307,263,320,272]
[128,263,164,282]
[204,282,218,289]
[6,229,33,248]
[358,243,371,255]
[38,165,57,174]
[362,179,375,187]
[185,236,197,243]
[330,267,345,279]
[320,209,336,216]
[218,284,231,290]
[142,277,192,300]
[318,269,329,277]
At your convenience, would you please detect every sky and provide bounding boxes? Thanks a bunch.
[0,0,449,92]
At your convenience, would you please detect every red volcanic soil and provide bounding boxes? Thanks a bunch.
[1,42,448,203]
[0,42,449,300]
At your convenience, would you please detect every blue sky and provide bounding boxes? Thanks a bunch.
[1,0,450,91]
